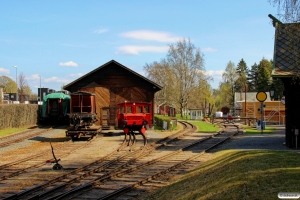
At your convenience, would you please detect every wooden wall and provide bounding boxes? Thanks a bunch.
[66,61,159,129]
[81,86,154,128]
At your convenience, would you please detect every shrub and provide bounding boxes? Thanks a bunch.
[0,104,40,129]
[154,114,177,131]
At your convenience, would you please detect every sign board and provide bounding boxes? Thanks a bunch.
[256,92,267,102]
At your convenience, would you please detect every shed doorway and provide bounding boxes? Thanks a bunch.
[101,107,110,128]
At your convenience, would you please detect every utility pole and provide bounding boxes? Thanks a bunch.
[39,75,41,103]
[13,66,18,101]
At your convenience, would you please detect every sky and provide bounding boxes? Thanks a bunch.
[0,0,279,93]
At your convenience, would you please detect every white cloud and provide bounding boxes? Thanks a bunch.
[69,73,84,77]
[116,45,169,55]
[202,47,217,52]
[0,68,9,74]
[44,77,70,83]
[26,74,41,80]
[93,28,108,34]
[120,30,182,43]
[59,61,78,67]
[206,70,224,76]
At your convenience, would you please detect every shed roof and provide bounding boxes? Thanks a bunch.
[269,14,300,77]
[63,60,162,92]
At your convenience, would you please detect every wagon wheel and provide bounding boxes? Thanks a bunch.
[71,135,78,142]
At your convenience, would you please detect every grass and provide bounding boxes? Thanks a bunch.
[144,150,300,200]
[243,125,276,134]
[0,126,32,137]
[189,120,220,133]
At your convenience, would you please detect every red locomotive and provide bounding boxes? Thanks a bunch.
[117,102,152,134]
[66,91,101,141]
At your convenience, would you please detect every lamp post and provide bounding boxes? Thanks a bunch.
[39,75,41,103]
[13,66,18,101]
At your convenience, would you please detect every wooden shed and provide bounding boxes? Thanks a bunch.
[63,60,162,129]
[270,15,300,148]
[189,108,203,120]
[158,103,176,117]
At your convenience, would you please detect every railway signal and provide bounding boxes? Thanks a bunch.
[256,92,267,133]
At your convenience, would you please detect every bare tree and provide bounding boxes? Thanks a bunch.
[269,0,300,22]
[144,60,175,108]
[18,73,30,103]
[167,38,206,117]
[144,38,208,117]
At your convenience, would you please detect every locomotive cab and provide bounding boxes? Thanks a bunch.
[117,102,151,134]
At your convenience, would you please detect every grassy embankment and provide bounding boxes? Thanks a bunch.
[145,149,300,200]
[148,115,295,199]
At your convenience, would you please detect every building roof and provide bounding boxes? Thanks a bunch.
[269,14,300,77]
[63,60,162,92]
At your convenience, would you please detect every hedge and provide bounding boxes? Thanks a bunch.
[154,114,177,131]
[0,104,41,129]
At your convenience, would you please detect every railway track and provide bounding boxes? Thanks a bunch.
[1,121,228,200]
[1,130,147,199]
[0,126,60,148]
[0,139,93,181]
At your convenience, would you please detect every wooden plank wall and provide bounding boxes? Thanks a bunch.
[80,86,151,128]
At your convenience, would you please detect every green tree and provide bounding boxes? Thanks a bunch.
[0,76,17,93]
[235,58,249,93]
[256,59,273,91]
[272,78,284,100]
[222,61,239,109]
[247,63,259,92]
[236,58,248,75]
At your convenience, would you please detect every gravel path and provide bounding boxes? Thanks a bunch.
[212,126,299,152]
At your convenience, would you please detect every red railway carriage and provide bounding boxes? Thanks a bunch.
[117,102,152,134]
[66,91,100,141]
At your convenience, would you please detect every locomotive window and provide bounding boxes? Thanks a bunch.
[137,106,142,113]
[144,106,149,113]
[126,106,132,113]
[119,106,124,114]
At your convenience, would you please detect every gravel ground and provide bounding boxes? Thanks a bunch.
[212,125,300,152]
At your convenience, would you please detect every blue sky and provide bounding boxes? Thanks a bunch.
[0,1,278,93]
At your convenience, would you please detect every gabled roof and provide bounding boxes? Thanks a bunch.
[269,14,300,77]
[63,60,163,91]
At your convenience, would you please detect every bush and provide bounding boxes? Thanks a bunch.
[0,104,40,129]
[154,114,177,131]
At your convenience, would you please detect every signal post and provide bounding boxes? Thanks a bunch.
[256,92,267,134]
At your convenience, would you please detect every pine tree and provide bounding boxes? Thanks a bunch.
[236,58,248,75]
[235,59,249,92]
[247,63,258,92]
[256,59,272,92]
